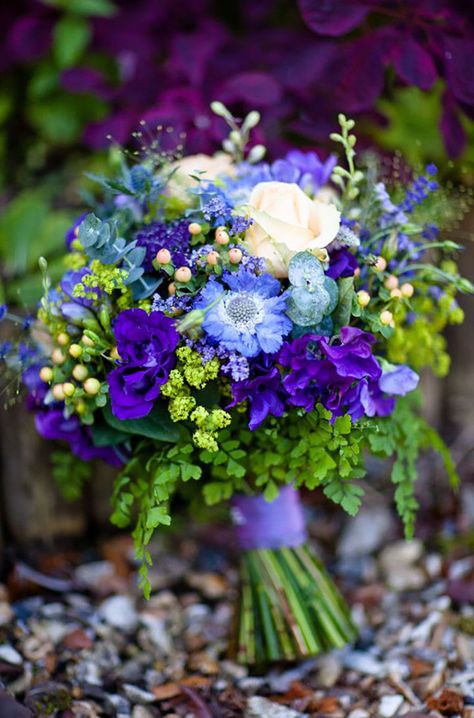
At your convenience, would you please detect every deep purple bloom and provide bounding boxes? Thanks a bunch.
[229,366,285,430]
[343,378,395,420]
[319,327,381,381]
[135,220,190,270]
[35,408,122,466]
[61,268,98,308]
[326,248,359,280]
[65,214,87,251]
[108,309,179,420]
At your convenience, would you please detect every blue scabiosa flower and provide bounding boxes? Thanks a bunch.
[195,270,291,358]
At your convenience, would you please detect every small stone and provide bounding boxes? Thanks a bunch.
[122,684,156,704]
[152,683,180,701]
[0,644,23,665]
[221,660,248,680]
[380,540,423,569]
[99,595,138,632]
[239,677,267,693]
[140,614,172,654]
[379,694,404,717]
[0,601,14,626]
[187,572,228,598]
[132,707,154,718]
[63,628,94,650]
[246,696,307,718]
[347,711,370,718]
[338,505,395,558]
[343,651,387,677]
[75,561,115,589]
[317,654,343,688]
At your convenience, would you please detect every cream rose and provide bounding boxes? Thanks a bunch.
[243,181,340,278]
[172,152,236,183]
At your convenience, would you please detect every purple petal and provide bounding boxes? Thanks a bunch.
[393,36,437,90]
[298,0,369,36]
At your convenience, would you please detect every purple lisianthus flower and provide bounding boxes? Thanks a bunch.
[229,366,285,430]
[35,408,122,466]
[195,269,291,358]
[326,248,359,280]
[319,327,381,381]
[107,309,179,420]
[343,378,395,420]
[379,364,419,395]
[65,214,87,251]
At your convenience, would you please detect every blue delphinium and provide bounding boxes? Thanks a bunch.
[195,269,292,358]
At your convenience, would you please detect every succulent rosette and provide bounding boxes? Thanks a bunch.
[2,105,471,654]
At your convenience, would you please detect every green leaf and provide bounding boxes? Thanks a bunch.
[333,276,355,330]
[263,480,279,502]
[90,419,129,447]
[146,506,171,529]
[102,403,180,443]
[323,477,364,515]
[51,450,91,501]
[53,16,91,68]
[181,464,202,482]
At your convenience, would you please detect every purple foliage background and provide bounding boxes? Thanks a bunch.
[2,0,474,164]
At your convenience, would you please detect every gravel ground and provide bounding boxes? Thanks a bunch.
[0,494,473,718]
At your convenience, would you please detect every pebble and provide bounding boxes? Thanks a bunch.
[317,653,343,687]
[132,708,154,718]
[246,696,307,718]
[379,694,404,717]
[122,684,156,704]
[76,561,116,589]
[343,651,387,677]
[99,595,138,632]
[0,644,23,665]
[338,505,395,558]
[347,711,370,718]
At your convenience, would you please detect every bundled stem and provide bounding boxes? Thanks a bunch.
[230,543,356,665]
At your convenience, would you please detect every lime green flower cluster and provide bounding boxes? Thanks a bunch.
[191,406,231,451]
[387,286,464,376]
[161,346,229,450]
[64,251,87,271]
[73,260,128,300]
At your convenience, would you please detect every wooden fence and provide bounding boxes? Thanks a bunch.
[1,214,473,553]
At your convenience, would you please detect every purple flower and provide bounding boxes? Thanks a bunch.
[326,248,359,280]
[379,364,419,395]
[343,378,395,420]
[134,220,190,271]
[281,150,337,193]
[65,214,87,251]
[107,309,179,420]
[35,408,122,466]
[229,366,285,430]
[319,327,381,381]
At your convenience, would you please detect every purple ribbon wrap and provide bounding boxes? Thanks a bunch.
[231,485,307,551]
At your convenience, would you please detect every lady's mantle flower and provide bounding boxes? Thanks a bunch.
[195,269,291,358]
[108,309,179,420]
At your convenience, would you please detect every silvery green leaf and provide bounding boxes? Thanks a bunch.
[79,213,102,247]
[288,251,325,290]
[286,287,327,326]
[312,315,334,336]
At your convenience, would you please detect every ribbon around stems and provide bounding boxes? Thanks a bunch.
[231,485,307,551]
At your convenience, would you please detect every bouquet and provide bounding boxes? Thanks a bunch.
[2,104,472,664]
